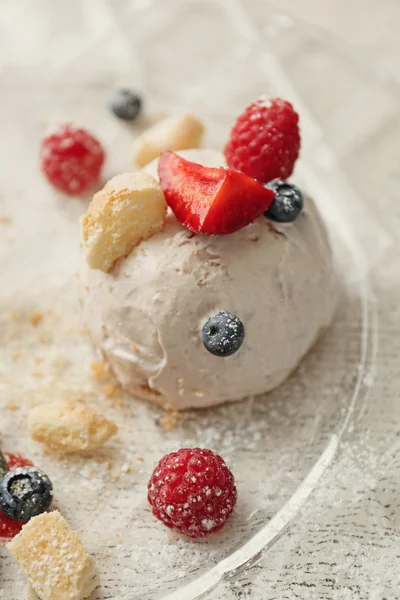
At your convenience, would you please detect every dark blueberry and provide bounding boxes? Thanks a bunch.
[264,180,303,223]
[109,88,142,121]
[0,466,53,522]
[0,452,7,480]
[202,311,245,357]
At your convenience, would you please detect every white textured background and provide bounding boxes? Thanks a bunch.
[0,1,399,599]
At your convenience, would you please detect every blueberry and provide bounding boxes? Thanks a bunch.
[0,452,7,480]
[109,88,142,121]
[202,311,245,357]
[0,467,53,522]
[264,180,304,223]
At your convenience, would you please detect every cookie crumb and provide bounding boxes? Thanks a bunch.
[120,463,132,474]
[90,360,109,381]
[159,410,180,432]
[7,401,19,412]
[137,456,144,462]
[29,312,43,327]
[31,370,44,379]
[0,214,11,225]
[103,383,120,398]
[11,351,22,361]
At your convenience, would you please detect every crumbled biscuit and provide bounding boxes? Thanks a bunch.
[103,383,120,398]
[29,311,43,327]
[159,410,181,432]
[90,359,109,381]
[28,400,117,453]
[131,114,205,168]
[81,171,167,272]
[7,511,98,600]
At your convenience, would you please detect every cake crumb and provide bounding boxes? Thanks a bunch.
[11,351,21,360]
[131,344,139,353]
[106,397,124,408]
[103,383,120,398]
[0,214,11,224]
[90,360,109,381]
[160,410,180,432]
[29,312,43,327]
[7,401,19,412]
[137,456,144,462]
[120,463,132,474]
[31,370,44,379]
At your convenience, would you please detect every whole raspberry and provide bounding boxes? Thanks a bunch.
[148,448,237,538]
[224,97,300,184]
[40,124,105,195]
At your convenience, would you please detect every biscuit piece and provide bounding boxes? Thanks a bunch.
[7,511,98,600]
[28,400,117,453]
[131,114,205,168]
[81,171,167,272]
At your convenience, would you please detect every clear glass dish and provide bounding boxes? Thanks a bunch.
[0,1,397,599]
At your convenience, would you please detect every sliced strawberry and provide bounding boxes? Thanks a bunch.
[158,152,274,235]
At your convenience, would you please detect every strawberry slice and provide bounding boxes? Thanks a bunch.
[158,152,274,235]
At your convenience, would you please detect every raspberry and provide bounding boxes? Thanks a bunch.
[40,124,105,195]
[224,97,300,184]
[148,448,237,538]
[4,453,33,470]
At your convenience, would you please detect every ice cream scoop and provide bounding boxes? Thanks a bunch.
[81,149,337,410]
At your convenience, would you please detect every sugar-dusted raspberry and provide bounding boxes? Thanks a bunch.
[4,453,33,470]
[224,97,300,184]
[148,447,237,538]
[40,124,105,195]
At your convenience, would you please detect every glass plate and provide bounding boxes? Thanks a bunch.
[0,1,396,599]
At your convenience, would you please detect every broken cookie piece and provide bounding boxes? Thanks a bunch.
[131,114,204,168]
[7,511,98,600]
[28,400,117,454]
[81,171,167,272]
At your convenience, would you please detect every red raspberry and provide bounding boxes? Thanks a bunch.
[4,453,33,469]
[40,124,105,195]
[148,448,237,538]
[224,97,300,184]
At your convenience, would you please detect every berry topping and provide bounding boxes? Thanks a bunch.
[224,97,300,184]
[40,124,105,195]
[4,453,34,470]
[0,466,53,522]
[0,452,7,480]
[110,88,142,121]
[0,511,24,539]
[148,448,237,538]
[202,312,245,357]
[265,180,304,223]
[158,151,274,235]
